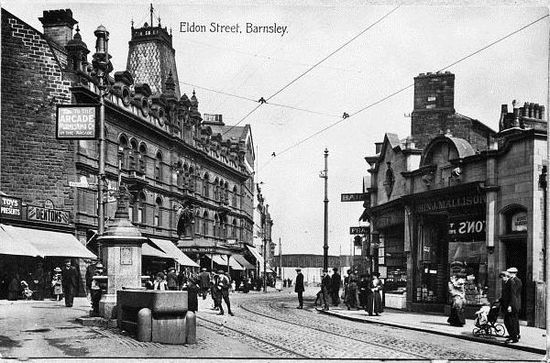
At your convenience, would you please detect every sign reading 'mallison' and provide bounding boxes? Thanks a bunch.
[416,194,485,213]
[56,105,98,139]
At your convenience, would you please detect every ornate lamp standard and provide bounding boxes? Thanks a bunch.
[319,148,329,272]
[91,25,113,243]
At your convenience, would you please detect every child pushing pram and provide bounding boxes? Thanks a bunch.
[472,301,506,337]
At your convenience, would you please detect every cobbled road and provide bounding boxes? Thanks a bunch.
[0,291,544,361]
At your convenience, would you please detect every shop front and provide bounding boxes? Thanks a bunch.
[405,185,489,314]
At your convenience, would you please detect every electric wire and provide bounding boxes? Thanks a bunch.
[263,12,549,164]
[221,6,401,136]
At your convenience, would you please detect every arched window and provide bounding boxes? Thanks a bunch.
[155,151,163,181]
[136,192,146,224]
[119,135,128,170]
[183,164,189,188]
[202,211,209,236]
[129,139,138,171]
[221,215,227,238]
[189,166,195,191]
[232,219,237,238]
[176,161,183,188]
[203,173,210,198]
[214,214,219,237]
[138,143,147,173]
[154,197,163,227]
[224,181,229,203]
[232,186,238,207]
[214,178,219,200]
[195,210,200,234]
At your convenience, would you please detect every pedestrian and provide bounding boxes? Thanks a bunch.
[61,259,78,307]
[153,272,167,290]
[85,259,98,300]
[330,268,341,306]
[346,270,358,309]
[183,270,199,312]
[447,272,466,326]
[369,272,383,316]
[210,271,221,310]
[8,273,20,301]
[198,268,211,299]
[166,267,178,290]
[321,271,331,310]
[501,267,522,343]
[216,270,234,316]
[31,262,45,300]
[358,273,370,310]
[294,268,304,309]
[89,263,106,317]
[51,267,63,301]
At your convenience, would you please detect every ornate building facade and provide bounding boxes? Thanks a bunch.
[360,71,547,327]
[1,7,258,285]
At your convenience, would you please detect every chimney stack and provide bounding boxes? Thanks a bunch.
[39,9,78,48]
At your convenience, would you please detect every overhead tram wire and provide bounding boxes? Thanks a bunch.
[178,80,338,118]
[220,5,401,136]
[262,12,550,166]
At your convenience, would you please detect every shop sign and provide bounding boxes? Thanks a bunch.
[350,226,369,235]
[56,104,98,139]
[416,194,484,213]
[181,247,217,253]
[449,218,485,242]
[341,193,367,202]
[511,212,527,232]
[1,196,22,219]
[28,206,69,225]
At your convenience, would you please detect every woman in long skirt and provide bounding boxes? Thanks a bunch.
[447,274,466,327]
[368,272,383,315]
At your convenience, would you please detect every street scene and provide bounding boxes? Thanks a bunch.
[0,0,549,361]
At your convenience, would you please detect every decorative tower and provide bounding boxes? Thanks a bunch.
[126,5,180,97]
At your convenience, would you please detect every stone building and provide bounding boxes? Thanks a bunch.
[360,71,547,327]
[0,7,259,294]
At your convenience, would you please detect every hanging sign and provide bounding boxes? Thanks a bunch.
[56,104,98,139]
[1,196,22,219]
[341,193,367,202]
[350,226,369,234]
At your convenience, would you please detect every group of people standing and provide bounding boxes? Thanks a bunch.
[197,268,234,316]
[294,268,383,316]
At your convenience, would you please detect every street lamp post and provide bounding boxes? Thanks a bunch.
[320,148,329,272]
[545,52,550,361]
[91,25,113,256]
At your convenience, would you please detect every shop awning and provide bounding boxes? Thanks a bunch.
[227,256,244,271]
[149,238,199,267]
[207,254,228,266]
[232,254,254,269]
[2,224,96,259]
[246,245,265,267]
[142,242,170,259]
[0,224,41,257]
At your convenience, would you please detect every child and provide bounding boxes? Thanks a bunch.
[51,267,63,301]
[20,280,33,300]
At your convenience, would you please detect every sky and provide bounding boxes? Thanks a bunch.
[3,0,548,256]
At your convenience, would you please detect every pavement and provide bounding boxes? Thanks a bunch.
[317,302,548,355]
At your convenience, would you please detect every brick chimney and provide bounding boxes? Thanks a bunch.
[39,9,78,48]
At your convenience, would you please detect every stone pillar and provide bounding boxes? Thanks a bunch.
[97,187,148,319]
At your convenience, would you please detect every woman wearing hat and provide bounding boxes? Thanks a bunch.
[447,271,466,327]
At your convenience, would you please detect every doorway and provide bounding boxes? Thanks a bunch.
[503,238,527,319]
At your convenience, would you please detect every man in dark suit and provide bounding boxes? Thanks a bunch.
[61,259,78,307]
[295,268,304,309]
[500,267,522,343]
[330,268,341,306]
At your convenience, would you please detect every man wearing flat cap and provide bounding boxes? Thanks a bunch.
[216,270,233,316]
[500,267,522,343]
[295,268,304,309]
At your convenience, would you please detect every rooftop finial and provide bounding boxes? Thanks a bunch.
[150,3,154,30]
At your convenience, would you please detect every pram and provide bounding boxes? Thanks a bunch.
[472,301,506,337]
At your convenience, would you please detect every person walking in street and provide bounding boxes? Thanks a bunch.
[346,270,358,309]
[447,272,466,326]
[295,268,304,309]
[31,262,45,301]
[61,259,78,307]
[358,273,370,310]
[89,263,106,317]
[216,270,233,316]
[331,268,341,306]
[369,272,383,316]
[51,267,63,301]
[501,267,522,343]
[166,267,178,290]
[211,271,221,310]
[320,271,331,311]
[198,268,211,299]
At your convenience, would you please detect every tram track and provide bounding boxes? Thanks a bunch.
[239,301,492,359]
[196,315,307,358]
